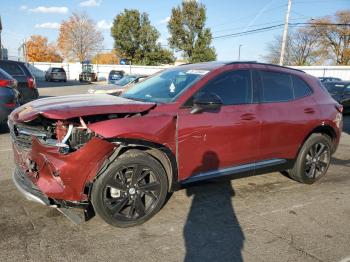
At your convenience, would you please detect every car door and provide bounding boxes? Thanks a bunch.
[255,69,318,162]
[177,69,260,182]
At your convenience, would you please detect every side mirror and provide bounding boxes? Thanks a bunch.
[191,93,223,114]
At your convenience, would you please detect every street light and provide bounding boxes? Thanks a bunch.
[238,44,243,61]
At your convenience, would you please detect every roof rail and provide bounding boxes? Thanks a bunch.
[225,61,305,73]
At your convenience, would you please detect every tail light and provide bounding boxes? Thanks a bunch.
[335,104,343,113]
[0,79,16,87]
[27,77,36,89]
[5,102,17,108]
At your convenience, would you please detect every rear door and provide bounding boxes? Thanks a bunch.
[177,69,260,181]
[255,69,317,161]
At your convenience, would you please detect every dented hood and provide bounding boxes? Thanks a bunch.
[11,94,156,122]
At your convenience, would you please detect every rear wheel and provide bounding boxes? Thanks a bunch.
[91,150,168,227]
[288,134,332,184]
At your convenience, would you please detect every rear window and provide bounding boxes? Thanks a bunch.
[52,68,65,73]
[260,71,293,102]
[0,62,25,76]
[0,68,14,80]
[292,75,312,98]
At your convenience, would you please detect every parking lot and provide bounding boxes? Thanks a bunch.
[0,82,350,262]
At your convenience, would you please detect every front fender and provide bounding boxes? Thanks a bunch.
[88,115,177,154]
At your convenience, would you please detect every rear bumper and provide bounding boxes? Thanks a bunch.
[13,166,51,206]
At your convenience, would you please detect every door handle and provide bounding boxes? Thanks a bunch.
[304,108,315,114]
[240,113,255,120]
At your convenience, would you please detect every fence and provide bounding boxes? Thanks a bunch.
[27,62,350,81]
[27,62,170,81]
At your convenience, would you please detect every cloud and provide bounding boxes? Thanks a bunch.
[28,6,68,14]
[80,0,102,7]
[97,20,112,30]
[20,5,27,10]
[160,16,170,24]
[35,22,60,29]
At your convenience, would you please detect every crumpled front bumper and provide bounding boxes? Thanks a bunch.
[13,166,94,224]
[13,166,52,206]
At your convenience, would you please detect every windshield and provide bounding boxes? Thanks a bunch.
[121,68,209,103]
[115,76,137,86]
[324,83,345,94]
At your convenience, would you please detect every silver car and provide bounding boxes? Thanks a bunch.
[45,67,67,82]
[88,75,147,95]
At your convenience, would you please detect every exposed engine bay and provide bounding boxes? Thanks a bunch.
[8,113,141,153]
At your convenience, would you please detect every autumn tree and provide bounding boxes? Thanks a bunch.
[168,0,216,63]
[111,9,175,65]
[58,12,103,62]
[310,10,350,65]
[91,51,120,64]
[26,35,62,62]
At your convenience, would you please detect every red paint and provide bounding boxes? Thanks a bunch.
[10,62,342,202]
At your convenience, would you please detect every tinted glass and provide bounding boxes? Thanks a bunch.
[0,68,14,80]
[193,70,252,105]
[0,62,24,76]
[260,71,293,102]
[292,75,312,98]
[324,83,345,94]
[52,68,65,73]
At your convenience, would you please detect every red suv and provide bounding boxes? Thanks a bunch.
[9,62,343,227]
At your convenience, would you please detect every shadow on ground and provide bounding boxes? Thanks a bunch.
[184,151,244,262]
[0,123,9,134]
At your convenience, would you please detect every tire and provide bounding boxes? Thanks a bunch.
[91,150,168,227]
[288,133,332,184]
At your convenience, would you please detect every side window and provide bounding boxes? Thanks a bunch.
[259,71,293,102]
[191,70,252,106]
[292,75,312,98]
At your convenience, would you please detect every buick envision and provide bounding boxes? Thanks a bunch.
[9,62,343,227]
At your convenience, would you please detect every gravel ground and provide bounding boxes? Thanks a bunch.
[0,82,349,262]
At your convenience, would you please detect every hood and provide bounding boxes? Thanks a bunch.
[11,94,155,122]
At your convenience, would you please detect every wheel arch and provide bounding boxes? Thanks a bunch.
[300,124,338,155]
[90,139,179,193]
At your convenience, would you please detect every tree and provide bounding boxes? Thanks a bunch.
[168,0,216,63]
[91,51,119,64]
[111,9,175,65]
[264,28,323,66]
[26,35,63,62]
[58,12,103,62]
[310,10,350,65]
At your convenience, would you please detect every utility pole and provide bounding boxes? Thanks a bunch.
[279,0,292,66]
[238,44,243,61]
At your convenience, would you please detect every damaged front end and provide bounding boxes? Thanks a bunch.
[8,114,121,223]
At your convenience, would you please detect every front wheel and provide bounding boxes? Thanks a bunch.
[287,133,332,184]
[91,150,168,227]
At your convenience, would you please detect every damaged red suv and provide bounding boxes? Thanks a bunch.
[9,62,343,227]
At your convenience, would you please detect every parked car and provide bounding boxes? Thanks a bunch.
[319,77,342,83]
[88,75,148,95]
[0,60,38,104]
[108,70,125,84]
[9,61,343,227]
[323,81,350,113]
[0,68,19,124]
[45,67,67,82]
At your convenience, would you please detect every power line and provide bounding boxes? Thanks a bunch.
[212,22,350,40]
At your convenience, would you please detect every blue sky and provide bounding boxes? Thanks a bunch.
[0,0,349,61]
